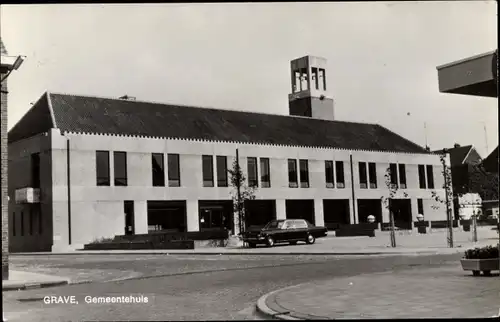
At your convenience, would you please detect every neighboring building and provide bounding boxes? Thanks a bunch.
[482,199,499,219]
[8,55,449,252]
[436,50,499,221]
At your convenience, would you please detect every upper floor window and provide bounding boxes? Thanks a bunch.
[31,153,40,189]
[299,159,309,188]
[426,165,435,189]
[152,153,165,187]
[288,159,298,188]
[368,162,377,189]
[96,151,110,186]
[113,151,128,186]
[418,165,426,189]
[260,158,271,188]
[335,161,345,188]
[325,161,335,188]
[398,164,407,189]
[359,162,368,189]
[417,198,424,216]
[216,156,228,187]
[389,163,398,188]
[168,154,181,187]
[247,157,258,187]
[202,155,214,187]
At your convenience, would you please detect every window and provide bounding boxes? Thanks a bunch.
[20,212,24,237]
[31,153,40,189]
[168,154,181,187]
[418,165,426,189]
[368,162,377,189]
[359,162,368,189]
[325,161,335,188]
[114,152,128,186]
[417,199,424,216]
[260,158,271,188]
[399,164,407,189]
[335,161,345,188]
[12,212,15,237]
[288,159,298,188]
[152,153,165,187]
[96,151,110,186]
[426,165,435,189]
[299,159,309,188]
[247,157,258,187]
[216,156,228,187]
[294,220,308,229]
[202,155,214,187]
[389,163,398,188]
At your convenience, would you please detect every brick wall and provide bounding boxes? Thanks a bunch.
[1,68,9,280]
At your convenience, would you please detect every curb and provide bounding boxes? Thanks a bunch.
[2,280,69,292]
[11,250,464,256]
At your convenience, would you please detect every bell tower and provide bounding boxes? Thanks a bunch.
[288,55,334,121]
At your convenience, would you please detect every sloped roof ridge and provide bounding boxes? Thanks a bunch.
[47,91,376,127]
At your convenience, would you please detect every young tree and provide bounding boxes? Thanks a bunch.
[381,166,409,248]
[430,150,455,248]
[227,149,257,236]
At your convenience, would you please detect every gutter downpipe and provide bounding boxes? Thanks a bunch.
[349,151,357,224]
[66,136,72,245]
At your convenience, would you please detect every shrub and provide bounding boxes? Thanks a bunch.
[88,237,114,244]
[463,245,499,259]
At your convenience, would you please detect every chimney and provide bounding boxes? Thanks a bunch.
[454,143,461,148]
[119,95,136,101]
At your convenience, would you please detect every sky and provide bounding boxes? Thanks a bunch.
[1,2,498,157]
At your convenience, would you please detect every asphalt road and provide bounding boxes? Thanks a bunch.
[4,253,462,321]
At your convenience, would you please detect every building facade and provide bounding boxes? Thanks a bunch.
[8,56,450,252]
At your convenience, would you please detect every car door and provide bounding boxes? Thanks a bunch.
[278,221,292,242]
[295,220,309,240]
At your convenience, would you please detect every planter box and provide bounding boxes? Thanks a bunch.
[460,258,500,276]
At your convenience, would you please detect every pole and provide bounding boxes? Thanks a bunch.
[472,211,477,243]
[483,123,489,155]
[390,210,396,248]
[236,148,242,235]
[424,122,428,148]
[443,152,454,248]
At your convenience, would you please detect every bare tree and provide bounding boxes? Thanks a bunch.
[227,149,257,236]
[430,150,455,248]
[381,166,409,248]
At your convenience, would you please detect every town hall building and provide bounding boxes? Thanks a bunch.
[8,56,449,252]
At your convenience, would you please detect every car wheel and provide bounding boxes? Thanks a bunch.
[248,243,256,248]
[306,234,315,245]
[266,236,275,247]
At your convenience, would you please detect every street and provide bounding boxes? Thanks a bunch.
[3,253,463,321]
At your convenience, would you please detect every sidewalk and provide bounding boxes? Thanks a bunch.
[2,270,70,292]
[257,263,500,319]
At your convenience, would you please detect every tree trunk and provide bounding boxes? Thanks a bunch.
[390,211,396,248]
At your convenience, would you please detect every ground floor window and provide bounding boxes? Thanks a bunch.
[199,200,233,231]
[147,201,187,233]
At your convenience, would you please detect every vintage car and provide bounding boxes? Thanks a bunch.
[241,219,328,248]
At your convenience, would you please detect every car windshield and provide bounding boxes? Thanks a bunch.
[264,220,284,230]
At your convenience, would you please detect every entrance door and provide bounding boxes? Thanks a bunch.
[124,201,135,235]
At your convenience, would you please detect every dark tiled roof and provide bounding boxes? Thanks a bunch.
[433,145,474,166]
[482,146,499,173]
[8,92,430,154]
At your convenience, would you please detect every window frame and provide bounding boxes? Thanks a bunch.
[325,160,335,188]
[202,155,215,187]
[152,153,165,187]
[168,154,181,187]
[96,151,110,186]
[288,159,298,188]
[398,163,407,189]
[260,157,271,188]
[426,165,435,189]
[247,157,259,188]
[335,161,345,188]
[216,156,228,187]
[113,151,128,186]
[418,164,427,189]
[368,162,377,189]
[359,162,368,189]
[299,159,310,188]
